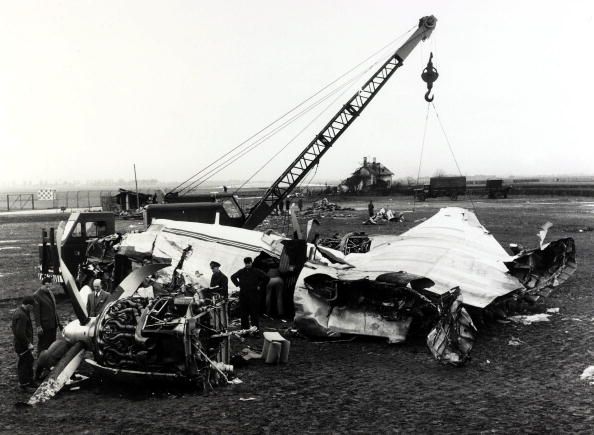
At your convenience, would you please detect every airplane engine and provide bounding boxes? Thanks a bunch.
[90,295,231,383]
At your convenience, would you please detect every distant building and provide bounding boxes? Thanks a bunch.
[342,157,394,192]
[107,188,154,211]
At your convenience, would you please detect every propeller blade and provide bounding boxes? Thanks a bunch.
[110,263,169,301]
[56,221,89,323]
[27,342,85,406]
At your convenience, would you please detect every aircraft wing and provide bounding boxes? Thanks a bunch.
[346,207,520,308]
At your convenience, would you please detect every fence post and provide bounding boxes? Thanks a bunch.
[31,194,35,210]
[6,194,9,211]
[88,191,91,209]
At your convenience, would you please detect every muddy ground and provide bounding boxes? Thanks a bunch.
[1,196,593,433]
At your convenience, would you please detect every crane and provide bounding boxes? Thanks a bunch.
[39,16,437,283]
[242,15,437,229]
[142,15,436,228]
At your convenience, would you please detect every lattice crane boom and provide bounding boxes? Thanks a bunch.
[242,15,437,229]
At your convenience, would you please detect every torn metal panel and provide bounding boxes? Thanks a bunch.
[293,207,574,365]
[119,219,287,290]
[505,237,576,298]
[328,308,412,343]
[293,265,337,337]
[345,208,534,308]
[295,266,475,363]
[426,288,476,366]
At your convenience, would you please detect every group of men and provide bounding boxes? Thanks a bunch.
[11,277,61,390]
[210,257,272,331]
[11,276,111,390]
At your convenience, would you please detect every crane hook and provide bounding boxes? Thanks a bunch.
[421,52,439,102]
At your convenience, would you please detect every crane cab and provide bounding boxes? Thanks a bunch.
[144,193,245,227]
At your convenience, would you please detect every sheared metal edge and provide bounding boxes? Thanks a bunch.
[505,237,577,300]
[426,289,477,366]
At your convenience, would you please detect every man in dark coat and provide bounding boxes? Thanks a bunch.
[231,257,269,329]
[86,279,110,317]
[209,261,229,299]
[33,276,61,353]
[11,296,36,388]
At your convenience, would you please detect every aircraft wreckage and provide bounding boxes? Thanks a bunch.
[27,206,575,405]
[26,13,575,402]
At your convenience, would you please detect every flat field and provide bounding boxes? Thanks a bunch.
[1,196,593,433]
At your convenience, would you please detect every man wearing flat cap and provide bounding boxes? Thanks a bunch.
[209,261,228,299]
[11,296,36,388]
[33,276,61,354]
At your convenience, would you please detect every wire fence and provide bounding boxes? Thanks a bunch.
[0,191,115,212]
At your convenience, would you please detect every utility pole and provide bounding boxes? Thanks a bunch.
[134,163,140,210]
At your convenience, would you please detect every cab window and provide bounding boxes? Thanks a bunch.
[84,221,108,238]
[71,223,82,238]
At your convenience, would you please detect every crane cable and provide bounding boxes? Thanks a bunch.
[232,60,380,194]
[171,26,417,196]
[413,50,477,216]
[184,66,370,194]
[179,59,385,194]
[186,33,414,194]
[412,101,477,215]
[430,102,477,214]
[412,102,431,212]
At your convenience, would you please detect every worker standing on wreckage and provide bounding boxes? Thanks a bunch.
[209,261,229,299]
[231,257,269,332]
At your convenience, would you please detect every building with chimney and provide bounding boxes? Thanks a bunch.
[342,157,394,192]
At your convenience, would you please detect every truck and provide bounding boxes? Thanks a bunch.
[486,178,511,199]
[39,15,438,283]
[414,176,466,201]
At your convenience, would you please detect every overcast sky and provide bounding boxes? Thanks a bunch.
[1,0,593,188]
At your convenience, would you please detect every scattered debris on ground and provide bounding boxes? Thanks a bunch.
[508,314,552,325]
[508,337,524,346]
[301,198,355,219]
[580,366,594,385]
[364,208,405,225]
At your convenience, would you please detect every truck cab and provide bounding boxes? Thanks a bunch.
[486,179,511,199]
[39,212,116,282]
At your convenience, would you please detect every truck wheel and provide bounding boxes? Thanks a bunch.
[450,194,458,201]
[417,193,426,202]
